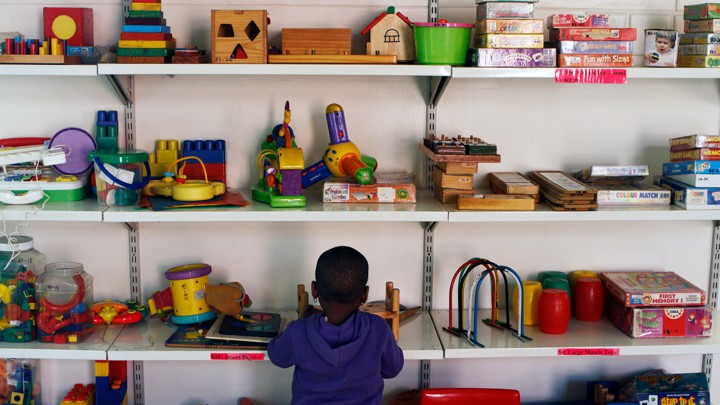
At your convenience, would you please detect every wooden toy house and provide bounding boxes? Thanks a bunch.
[211,10,268,64]
[361,6,415,62]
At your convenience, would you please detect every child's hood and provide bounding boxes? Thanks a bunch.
[306,310,371,368]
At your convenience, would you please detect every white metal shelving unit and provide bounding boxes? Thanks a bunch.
[107,311,443,362]
[0,65,97,76]
[0,325,122,360]
[432,310,720,359]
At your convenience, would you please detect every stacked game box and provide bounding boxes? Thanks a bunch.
[601,271,713,338]
[659,135,720,209]
[575,164,671,207]
[529,170,597,211]
[468,0,557,67]
[643,29,679,67]
[547,12,636,67]
[423,135,499,203]
[117,0,176,63]
[678,3,720,67]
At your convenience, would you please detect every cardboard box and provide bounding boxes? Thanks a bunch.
[684,19,720,33]
[475,19,544,34]
[663,160,720,175]
[679,43,720,54]
[476,2,534,19]
[322,173,415,203]
[554,40,634,54]
[643,29,678,67]
[548,13,610,28]
[670,134,720,151]
[549,28,637,41]
[670,148,720,161]
[657,176,720,208]
[600,271,706,307]
[476,34,544,49]
[558,54,633,67]
[684,3,720,20]
[605,294,713,338]
[679,32,720,44]
[634,373,710,405]
[467,48,556,67]
[593,183,671,206]
[677,54,720,67]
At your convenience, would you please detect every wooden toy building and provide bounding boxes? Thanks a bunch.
[361,6,415,62]
[117,0,176,63]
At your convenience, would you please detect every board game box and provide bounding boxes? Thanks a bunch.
[475,19,544,34]
[549,28,637,41]
[684,19,720,33]
[685,3,720,20]
[657,176,720,209]
[323,173,416,203]
[678,54,720,67]
[663,160,720,175]
[476,2,534,19]
[679,32,720,44]
[466,48,556,67]
[605,295,713,338]
[633,373,710,405]
[547,13,610,28]
[680,43,720,54]
[669,134,720,151]
[553,40,634,54]
[600,271,706,307]
[576,165,649,182]
[670,148,720,161]
[558,54,634,67]
[475,34,544,49]
[593,183,671,206]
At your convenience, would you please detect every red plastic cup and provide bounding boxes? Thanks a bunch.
[538,288,571,334]
[573,277,604,322]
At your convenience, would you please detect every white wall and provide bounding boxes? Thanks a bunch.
[1,0,718,404]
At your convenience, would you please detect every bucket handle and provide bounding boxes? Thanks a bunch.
[92,156,151,190]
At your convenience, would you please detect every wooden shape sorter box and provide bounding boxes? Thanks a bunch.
[211,10,268,64]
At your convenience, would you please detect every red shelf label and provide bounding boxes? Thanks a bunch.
[210,353,265,361]
[555,68,627,84]
[558,348,620,356]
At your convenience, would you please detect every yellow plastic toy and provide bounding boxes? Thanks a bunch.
[143,156,225,201]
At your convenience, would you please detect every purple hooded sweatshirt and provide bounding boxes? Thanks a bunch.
[267,310,404,405]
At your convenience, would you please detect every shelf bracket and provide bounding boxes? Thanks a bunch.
[106,74,133,107]
[429,75,451,108]
[703,221,720,382]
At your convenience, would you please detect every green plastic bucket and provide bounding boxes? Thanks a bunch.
[414,21,473,65]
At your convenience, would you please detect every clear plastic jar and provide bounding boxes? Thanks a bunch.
[0,235,46,275]
[0,236,45,342]
[36,262,94,344]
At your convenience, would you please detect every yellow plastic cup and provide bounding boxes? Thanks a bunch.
[513,280,543,326]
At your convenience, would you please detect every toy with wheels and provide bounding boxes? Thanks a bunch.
[143,156,226,201]
[302,103,377,188]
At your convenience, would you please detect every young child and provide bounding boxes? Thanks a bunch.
[644,30,677,67]
[267,246,404,405]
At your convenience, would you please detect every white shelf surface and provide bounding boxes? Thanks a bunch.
[432,310,720,359]
[97,63,451,77]
[0,64,97,76]
[108,310,441,361]
[102,188,448,223]
[0,324,121,360]
[451,67,720,80]
[447,203,720,222]
[0,198,104,222]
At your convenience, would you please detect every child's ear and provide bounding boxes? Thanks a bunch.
[311,281,318,300]
[361,286,369,303]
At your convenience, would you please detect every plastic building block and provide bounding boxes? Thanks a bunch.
[43,8,94,47]
[148,139,179,178]
[96,110,119,150]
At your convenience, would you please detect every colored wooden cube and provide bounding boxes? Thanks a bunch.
[43,7,94,46]
[211,10,268,64]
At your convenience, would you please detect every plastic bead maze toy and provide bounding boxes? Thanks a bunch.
[445,258,531,347]
[252,101,307,208]
[301,103,378,188]
[143,156,226,202]
[92,300,147,325]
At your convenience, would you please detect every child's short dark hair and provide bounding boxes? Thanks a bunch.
[315,246,368,304]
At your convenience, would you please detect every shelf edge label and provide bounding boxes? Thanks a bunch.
[210,353,265,361]
[557,348,620,356]
[555,68,627,84]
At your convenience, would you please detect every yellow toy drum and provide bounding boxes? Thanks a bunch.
[165,263,216,324]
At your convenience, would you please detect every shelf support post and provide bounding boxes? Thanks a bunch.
[703,221,720,385]
[420,221,437,389]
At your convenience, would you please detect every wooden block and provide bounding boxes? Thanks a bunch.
[268,54,396,64]
[0,55,80,64]
[128,10,163,18]
[43,7,94,46]
[436,162,478,175]
[172,54,209,63]
[125,17,166,26]
[433,166,474,190]
[281,28,351,55]
[121,32,173,41]
[117,55,169,64]
[211,10,268,64]
[118,39,175,49]
[457,194,536,211]
[489,172,539,195]
[434,186,473,203]
[131,3,162,11]
[118,47,171,57]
